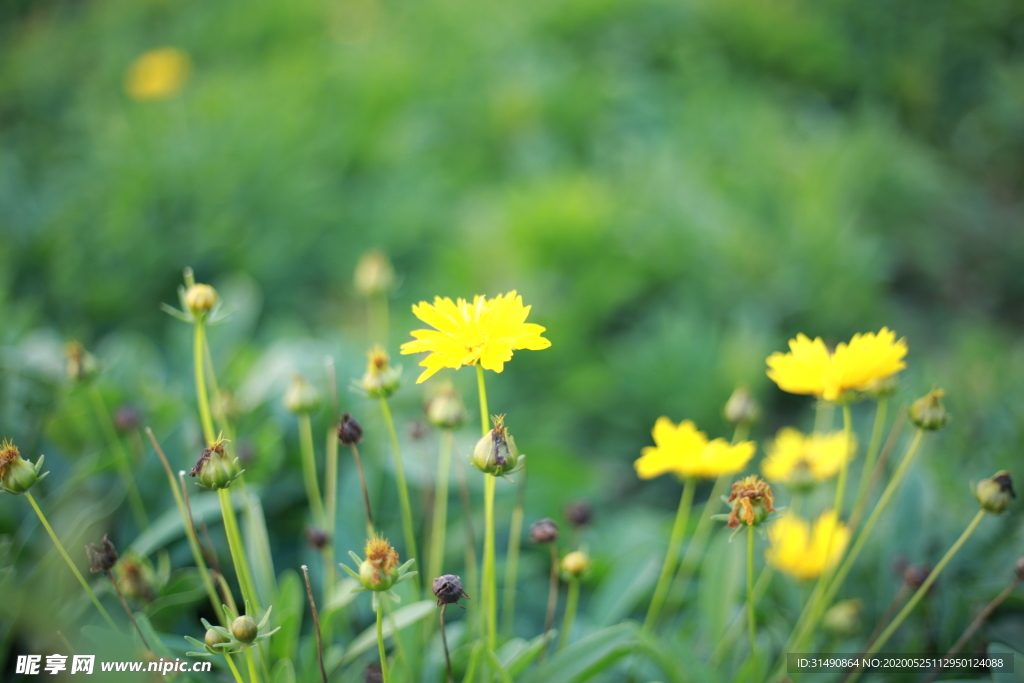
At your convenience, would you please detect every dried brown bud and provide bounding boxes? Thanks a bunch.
[529,518,559,544]
[307,527,329,550]
[903,564,931,591]
[86,535,118,573]
[364,663,384,683]
[726,476,776,528]
[565,501,593,528]
[338,413,363,445]
[1015,558,1024,582]
[114,405,142,433]
[432,574,468,607]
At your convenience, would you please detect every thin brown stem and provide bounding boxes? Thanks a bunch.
[440,604,454,683]
[178,471,221,573]
[107,571,151,650]
[539,542,559,663]
[301,565,328,683]
[349,443,375,532]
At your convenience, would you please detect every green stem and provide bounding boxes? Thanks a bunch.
[203,335,234,442]
[847,510,987,683]
[849,399,887,534]
[644,476,696,632]
[669,474,729,605]
[428,429,454,587]
[462,643,483,683]
[146,429,222,623]
[380,397,419,596]
[483,474,498,651]
[218,488,259,611]
[223,653,245,683]
[24,492,119,631]
[559,577,580,651]
[245,648,260,683]
[88,385,148,527]
[193,321,216,445]
[377,597,389,683]
[297,414,325,526]
[476,364,490,436]
[747,525,758,682]
[323,421,339,629]
[502,467,526,636]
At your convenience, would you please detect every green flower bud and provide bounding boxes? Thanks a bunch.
[909,389,949,431]
[185,283,218,317]
[975,470,1015,515]
[823,599,862,637]
[189,439,243,489]
[205,628,231,650]
[561,551,590,577]
[66,341,97,383]
[354,250,395,297]
[0,440,47,495]
[470,415,522,476]
[724,386,760,426]
[231,615,258,644]
[360,347,401,399]
[284,374,321,414]
[425,382,465,430]
[865,376,899,399]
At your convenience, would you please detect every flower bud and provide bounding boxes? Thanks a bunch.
[865,376,898,399]
[561,550,590,577]
[231,615,258,644]
[975,471,1015,515]
[114,404,142,434]
[0,440,47,495]
[565,501,593,528]
[86,535,118,573]
[205,628,231,650]
[425,382,465,430]
[823,599,862,637]
[354,250,395,297]
[189,439,243,489]
[726,475,776,528]
[117,554,157,602]
[65,341,97,383]
[358,535,401,591]
[284,374,321,414]
[360,347,401,399]
[364,663,384,683]
[307,527,329,550]
[185,283,218,317]
[338,413,363,445]
[470,415,521,477]
[1015,558,1024,582]
[903,564,932,592]
[432,574,468,607]
[909,389,949,431]
[529,518,559,544]
[724,387,760,426]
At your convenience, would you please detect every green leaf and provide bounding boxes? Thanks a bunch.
[271,659,296,683]
[520,623,638,683]
[269,569,304,665]
[331,600,435,668]
[500,631,556,678]
[128,492,228,557]
[989,642,1023,683]
[589,555,660,627]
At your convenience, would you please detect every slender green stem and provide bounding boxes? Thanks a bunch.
[88,385,148,527]
[476,364,489,436]
[323,423,339,634]
[712,564,775,665]
[380,397,419,596]
[203,336,234,442]
[483,474,498,651]
[245,648,260,683]
[428,429,454,586]
[559,577,581,651]
[376,597,389,683]
[485,648,516,683]
[669,474,729,604]
[223,653,245,683]
[218,488,259,611]
[107,570,151,649]
[456,456,480,637]
[543,543,559,647]
[146,428,222,622]
[502,466,526,636]
[849,399,887,534]
[193,321,216,445]
[747,526,758,682]
[297,414,325,526]
[24,492,118,631]
[847,510,987,683]
[462,643,483,683]
[644,476,696,632]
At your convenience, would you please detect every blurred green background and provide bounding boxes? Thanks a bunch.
[3,0,1024,679]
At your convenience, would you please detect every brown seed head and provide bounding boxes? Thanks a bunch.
[86,535,119,573]
[338,413,364,445]
[726,475,776,528]
[529,518,559,544]
[432,574,469,607]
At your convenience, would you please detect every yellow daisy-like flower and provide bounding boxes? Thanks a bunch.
[400,291,551,383]
[126,48,191,101]
[766,510,849,580]
[766,328,907,402]
[634,418,755,480]
[762,427,856,486]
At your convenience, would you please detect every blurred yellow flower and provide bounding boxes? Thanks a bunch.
[634,417,755,480]
[762,427,855,486]
[766,328,907,402]
[400,291,551,383]
[125,48,191,101]
[766,510,849,580]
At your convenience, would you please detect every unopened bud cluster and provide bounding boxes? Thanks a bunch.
[909,389,949,431]
[0,440,48,495]
[359,347,401,399]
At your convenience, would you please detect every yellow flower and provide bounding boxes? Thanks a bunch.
[766,510,849,580]
[126,48,190,101]
[762,428,855,486]
[400,291,551,383]
[766,328,907,402]
[634,418,755,480]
